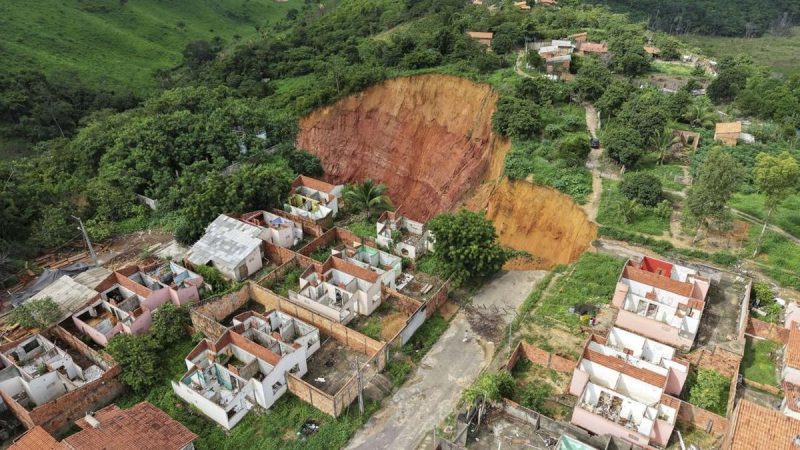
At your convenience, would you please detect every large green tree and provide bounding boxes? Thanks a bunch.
[752,152,800,256]
[427,210,509,285]
[685,148,743,243]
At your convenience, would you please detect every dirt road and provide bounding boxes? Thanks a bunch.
[582,104,602,222]
[345,271,545,450]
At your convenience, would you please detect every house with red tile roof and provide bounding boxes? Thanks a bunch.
[289,256,383,324]
[285,175,343,223]
[467,31,494,47]
[611,256,710,350]
[9,402,197,450]
[724,400,800,450]
[568,328,689,448]
[171,310,320,429]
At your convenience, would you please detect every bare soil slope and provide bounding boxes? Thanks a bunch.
[297,74,595,268]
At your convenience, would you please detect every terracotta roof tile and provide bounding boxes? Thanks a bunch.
[623,265,695,298]
[293,175,336,194]
[62,402,196,450]
[583,347,667,388]
[729,400,800,450]
[8,426,64,450]
[467,32,494,40]
[785,323,800,370]
[784,382,800,413]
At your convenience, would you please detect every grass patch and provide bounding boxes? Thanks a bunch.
[731,192,800,238]
[635,159,685,191]
[681,27,800,78]
[346,221,377,239]
[534,253,625,331]
[262,266,303,297]
[0,0,302,94]
[741,337,779,387]
[650,61,696,77]
[385,359,413,387]
[596,179,670,236]
[401,313,448,363]
[748,229,800,290]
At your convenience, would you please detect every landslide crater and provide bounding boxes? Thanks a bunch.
[297,74,596,268]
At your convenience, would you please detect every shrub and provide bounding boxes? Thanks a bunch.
[464,371,515,403]
[684,368,730,415]
[556,135,590,167]
[10,297,61,329]
[620,173,663,207]
[517,383,552,412]
[194,264,229,294]
[107,334,160,392]
[151,304,190,346]
[752,282,775,307]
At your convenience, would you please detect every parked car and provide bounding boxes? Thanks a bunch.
[590,138,600,149]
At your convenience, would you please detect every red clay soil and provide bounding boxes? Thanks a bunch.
[296,74,596,268]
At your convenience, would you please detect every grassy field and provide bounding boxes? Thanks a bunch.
[533,253,625,331]
[681,27,800,77]
[0,0,301,93]
[731,192,800,238]
[741,337,779,387]
[748,229,800,290]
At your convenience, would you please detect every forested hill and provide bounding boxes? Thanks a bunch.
[588,0,800,37]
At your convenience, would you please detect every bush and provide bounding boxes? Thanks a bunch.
[10,297,61,329]
[107,334,160,392]
[620,173,663,207]
[464,371,516,403]
[517,383,552,412]
[193,265,229,293]
[556,135,590,167]
[752,282,775,307]
[684,368,730,415]
[492,97,542,140]
[151,304,190,347]
[602,124,645,167]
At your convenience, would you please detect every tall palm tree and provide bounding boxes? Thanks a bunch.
[344,179,393,218]
[651,128,680,165]
[683,100,716,129]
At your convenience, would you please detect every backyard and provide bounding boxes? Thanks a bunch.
[740,337,780,388]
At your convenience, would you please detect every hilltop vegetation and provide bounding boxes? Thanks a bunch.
[0,0,302,93]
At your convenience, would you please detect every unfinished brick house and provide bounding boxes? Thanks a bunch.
[172,310,320,429]
[289,257,382,324]
[331,241,401,289]
[10,401,197,450]
[186,214,265,281]
[575,41,608,55]
[723,399,800,450]
[71,262,203,347]
[240,210,304,249]
[612,256,710,350]
[284,175,343,223]
[569,327,689,448]
[0,327,124,435]
[375,209,433,260]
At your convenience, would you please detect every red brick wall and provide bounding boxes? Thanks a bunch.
[287,373,336,416]
[49,325,114,368]
[382,286,424,316]
[746,317,789,344]
[686,346,741,379]
[191,286,250,339]
[425,282,450,318]
[677,401,729,435]
[506,342,577,374]
[270,209,326,237]
[297,228,338,256]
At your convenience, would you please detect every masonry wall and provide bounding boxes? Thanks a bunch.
[745,317,789,344]
[287,373,336,416]
[190,286,251,339]
[677,401,729,435]
[685,345,741,416]
[49,325,114,369]
[425,282,450,318]
[506,342,577,374]
[382,286,424,316]
[271,209,326,237]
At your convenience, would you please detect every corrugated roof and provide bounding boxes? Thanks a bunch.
[29,275,97,317]
[186,215,263,271]
[73,267,113,290]
[729,400,800,450]
[63,402,197,450]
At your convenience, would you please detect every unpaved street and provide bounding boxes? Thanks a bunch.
[346,271,545,450]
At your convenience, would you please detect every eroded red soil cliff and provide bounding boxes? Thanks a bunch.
[297,74,595,268]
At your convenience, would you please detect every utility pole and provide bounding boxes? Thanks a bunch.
[355,357,364,415]
[72,216,98,266]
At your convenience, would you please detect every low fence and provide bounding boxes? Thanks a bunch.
[506,342,577,374]
[677,401,729,435]
[745,317,789,344]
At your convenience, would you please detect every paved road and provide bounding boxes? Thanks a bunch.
[345,271,544,450]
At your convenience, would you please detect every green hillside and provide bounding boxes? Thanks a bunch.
[0,0,301,94]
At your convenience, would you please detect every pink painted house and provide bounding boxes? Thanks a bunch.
[569,329,689,448]
[612,256,710,351]
[71,262,203,346]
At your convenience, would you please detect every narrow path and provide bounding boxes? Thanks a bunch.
[582,104,602,222]
[514,50,536,79]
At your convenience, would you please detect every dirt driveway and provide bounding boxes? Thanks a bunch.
[345,271,545,450]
